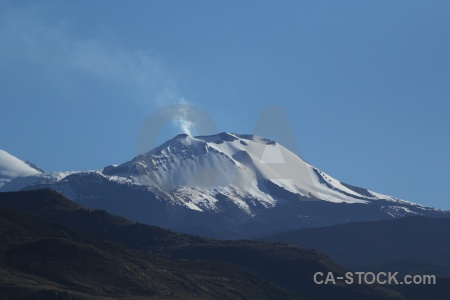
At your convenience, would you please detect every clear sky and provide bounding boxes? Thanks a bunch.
[1,1,449,209]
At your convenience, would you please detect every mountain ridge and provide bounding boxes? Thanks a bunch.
[0,189,405,300]
[1,132,448,238]
[262,215,450,270]
[0,190,304,300]
[0,149,43,188]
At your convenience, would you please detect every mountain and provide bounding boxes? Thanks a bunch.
[262,216,450,276]
[0,188,206,252]
[0,189,405,300]
[0,150,43,188]
[1,133,448,238]
[0,190,303,300]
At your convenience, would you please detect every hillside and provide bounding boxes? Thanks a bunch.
[263,216,450,275]
[0,189,403,299]
[0,200,303,299]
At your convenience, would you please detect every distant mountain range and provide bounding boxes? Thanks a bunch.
[263,216,450,277]
[1,132,449,238]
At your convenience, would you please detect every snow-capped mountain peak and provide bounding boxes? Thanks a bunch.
[103,132,396,205]
[1,133,447,239]
[103,133,242,190]
[0,150,43,188]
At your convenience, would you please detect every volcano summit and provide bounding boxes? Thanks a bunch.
[1,133,448,238]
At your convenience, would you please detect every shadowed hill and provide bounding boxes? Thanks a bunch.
[0,189,404,299]
[0,202,301,300]
[0,188,205,251]
[262,216,450,269]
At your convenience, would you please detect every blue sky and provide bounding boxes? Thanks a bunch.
[1,1,449,209]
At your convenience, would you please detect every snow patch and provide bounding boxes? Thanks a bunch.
[0,150,43,188]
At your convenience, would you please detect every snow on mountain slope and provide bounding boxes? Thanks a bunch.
[2,133,447,238]
[1,133,422,213]
[0,150,43,188]
[102,132,402,211]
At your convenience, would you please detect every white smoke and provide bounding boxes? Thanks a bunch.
[177,119,195,135]
[166,97,197,136]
